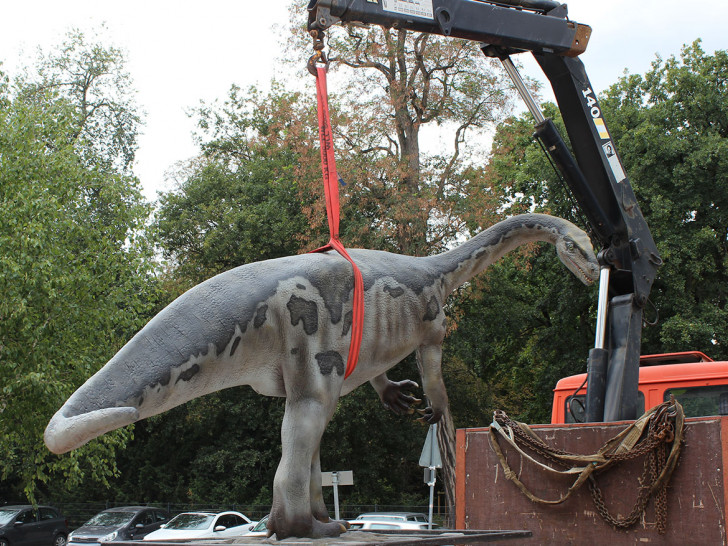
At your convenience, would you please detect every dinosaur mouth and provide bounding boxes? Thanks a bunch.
[565,255,598,286]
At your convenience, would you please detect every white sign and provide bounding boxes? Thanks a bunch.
[321,470,354,487]
[602,141,626,183]
[321,471,353,521]
[382,0,434,20]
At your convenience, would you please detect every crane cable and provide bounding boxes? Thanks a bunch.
[308,36,364,380]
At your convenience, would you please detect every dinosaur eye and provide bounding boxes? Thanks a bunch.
[565,240,575,251]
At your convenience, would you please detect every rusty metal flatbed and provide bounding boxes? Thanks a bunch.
[118,528,530,546]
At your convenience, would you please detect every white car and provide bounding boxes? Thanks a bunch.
[347,519,437,531]
[142,511,252,541]
[353,512,429,523]
[243,515,269,537]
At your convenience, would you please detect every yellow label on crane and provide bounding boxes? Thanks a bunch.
[593,117,610,139]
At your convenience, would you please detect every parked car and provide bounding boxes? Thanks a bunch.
[68,506,169,545]
[242,515,268,537]
[347,519,437,531]
[142,512,252,541]
[353,512,429,523]
[0,505,69,546]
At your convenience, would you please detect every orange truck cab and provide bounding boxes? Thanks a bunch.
[552,351,728,424]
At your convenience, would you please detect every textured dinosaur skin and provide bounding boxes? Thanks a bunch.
[44,213,598,539]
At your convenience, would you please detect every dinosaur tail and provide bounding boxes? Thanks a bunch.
[43,267,257,454]
[42,322,178,454]
[44,406,140,455]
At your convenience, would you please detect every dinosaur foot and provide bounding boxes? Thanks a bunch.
[267,514,347,540]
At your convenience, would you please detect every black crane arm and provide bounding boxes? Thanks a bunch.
[307,0,662,422]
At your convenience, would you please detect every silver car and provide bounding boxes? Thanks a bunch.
[68,507,169,545]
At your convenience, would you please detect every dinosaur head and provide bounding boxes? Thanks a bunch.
[554,226,599,285]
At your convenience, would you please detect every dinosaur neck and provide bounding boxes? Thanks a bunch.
[430,214,564,296]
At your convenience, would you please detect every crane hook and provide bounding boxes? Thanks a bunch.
[307,29,329,76]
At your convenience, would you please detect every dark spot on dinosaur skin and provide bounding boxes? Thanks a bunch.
[229,336,241,357]
[254,305,268,328]
[291,348,298,355]
[384,285,405,298]
[315,351,345,376]
[287,294,318,335]
[138,395,144,407]
[343,311,352,336]
[442,318,447,330]
[423,296,440,322]
[307,266,354,324]
[296,284,306,290]
[175,364,200,384]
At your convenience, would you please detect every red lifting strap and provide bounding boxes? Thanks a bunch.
[310,65,364,379]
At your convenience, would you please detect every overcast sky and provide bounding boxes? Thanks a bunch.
[1,0,725,202]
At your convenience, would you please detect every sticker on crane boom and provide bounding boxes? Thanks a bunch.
[602,141,626,183]
[382,0,434,20]
[592,117,610,140]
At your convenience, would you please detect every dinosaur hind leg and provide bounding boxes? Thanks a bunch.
[268,391,345,539]
[310,445,329,522]
[309,446,350,529]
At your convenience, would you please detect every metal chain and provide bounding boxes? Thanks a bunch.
[491,399,682,535]
[588,450,657,530]
[492,410,573,467]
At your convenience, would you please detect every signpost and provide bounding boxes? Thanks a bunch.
[419,424,442,529]
[321,470,353,521]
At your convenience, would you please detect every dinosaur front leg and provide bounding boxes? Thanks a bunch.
[416,345,449,424]
[268,391,345,539]
[370,373,422,415]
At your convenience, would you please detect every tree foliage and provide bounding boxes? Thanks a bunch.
[155,84,322,284]
[448,40,728,423]
[19,29,141,172]
[0,32,157,502]
[600,41,728,358]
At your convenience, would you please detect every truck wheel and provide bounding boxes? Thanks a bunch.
[52,534,67,546]
[1,537,9,546]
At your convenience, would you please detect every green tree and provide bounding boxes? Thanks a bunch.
[19,28,141,172]
[600,41,728,359]
[155,84,320,284]
[0,32,157,501]
[289,16,519,256]
[452,40,728,423]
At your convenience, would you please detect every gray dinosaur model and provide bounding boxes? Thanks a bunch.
[44,213,598,539]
